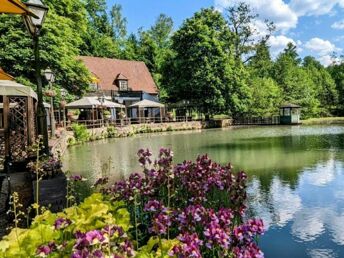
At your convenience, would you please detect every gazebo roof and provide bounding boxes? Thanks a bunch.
[280,103,301,108]
[66,96,125,109]
[0,68,14,81]
[130,99,164,108]
[0,80,37,99]
[0,0,37,16]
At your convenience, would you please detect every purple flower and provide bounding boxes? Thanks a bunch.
[119,239,135,257]
[247,218,264,235]
[71,250,90,258]
[234,242,264,258]
[144,200,163,212]
[170,233,203,258]
[150,211,171,235]
[54,217,72,230]
[203,220,231,250]
[36,242,56,257]
[94,177,109,187]
[69,175,87,182]
[92,250,104,258]
[137,148,152,167]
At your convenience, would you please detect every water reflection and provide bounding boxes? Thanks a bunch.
[63,125,344,257]
[254,159,344,257]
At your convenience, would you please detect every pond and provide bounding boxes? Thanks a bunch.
[63,125,344,257]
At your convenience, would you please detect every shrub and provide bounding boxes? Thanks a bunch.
[107,148,265,257]
[0,193,132,257]
[71,123,90,143]
[107,126,117,138]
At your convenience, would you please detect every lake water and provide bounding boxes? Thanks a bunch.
[63,125,344,257]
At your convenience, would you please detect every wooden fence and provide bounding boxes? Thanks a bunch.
[233,116,280,125]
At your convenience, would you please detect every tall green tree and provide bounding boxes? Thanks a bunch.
[328,60,344,115]
[248,77,282,117]
[272,44,320,118]
[303,56,338,115]
[110,4,127,40]
[226,2,275,62]
[162,8,251,118]
[82,0,121,58]
[248,41,273,78]
[137,14,174,90]
[0,0,91,95]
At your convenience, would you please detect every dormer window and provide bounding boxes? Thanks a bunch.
[119,80,128,91]
[115,73,129,91]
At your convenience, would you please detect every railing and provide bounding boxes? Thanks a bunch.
[66,116,198,129]
[233,116,280,125]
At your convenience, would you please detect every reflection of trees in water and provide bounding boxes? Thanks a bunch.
[206,133,344,189]
[247,158,344,253]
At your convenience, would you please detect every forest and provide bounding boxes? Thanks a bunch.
[0,0,343,119]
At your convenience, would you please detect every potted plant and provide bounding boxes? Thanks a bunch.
[103,110,112,119]
[118,110,126,119]
[44,89,56,97]
[67,110,80,121]
[166,111,174,121]
[60,100,67,108]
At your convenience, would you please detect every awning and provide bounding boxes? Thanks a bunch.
[0,0,37,17]
[43,102,51,108]
[66,97,125,109]
[129,99,164,108]
[103,99,125,109]
[0,80,37,99]
[0,68,14,81]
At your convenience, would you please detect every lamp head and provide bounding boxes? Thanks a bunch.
[44,68,55,83]
[23,0,48,36]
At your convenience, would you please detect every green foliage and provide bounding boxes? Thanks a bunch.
[164,8,238,117]
[248,77,282,117]
[0,193,131,257]
[272,44,320,118]
[0,1,91,95]
[107,126,118,138]
[71,123,90,143]
[328,61,344,115]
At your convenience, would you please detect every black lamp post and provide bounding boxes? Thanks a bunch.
[44,68,56,138]
[23,0,49,154]
[61,88,67,128]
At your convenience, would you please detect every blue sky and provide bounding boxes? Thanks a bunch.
[107,0,344,66]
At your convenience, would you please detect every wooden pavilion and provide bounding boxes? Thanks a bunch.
[0,79,37,171]
[280,103,301,125]
[65,96,126,122]
[129,99,165,123]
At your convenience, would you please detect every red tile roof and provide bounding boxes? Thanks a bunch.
[79,56,158,94]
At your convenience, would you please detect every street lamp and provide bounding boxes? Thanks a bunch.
[61,88,67,128]
[44,68,56,138]
[23,0,49,154]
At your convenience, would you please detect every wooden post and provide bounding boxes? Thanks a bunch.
[3,96,9,158]
[27,97,35,145]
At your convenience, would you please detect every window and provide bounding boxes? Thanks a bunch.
[119,80,128,91]
[89,82,98,91]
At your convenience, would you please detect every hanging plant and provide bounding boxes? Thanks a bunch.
[44,90,56,97]
[60,100,67,108]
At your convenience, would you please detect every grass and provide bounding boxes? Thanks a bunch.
[302,117,344,125]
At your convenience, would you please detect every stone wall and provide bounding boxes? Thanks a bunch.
[51,119,233,156]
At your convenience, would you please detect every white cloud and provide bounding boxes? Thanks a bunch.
[214,0,298,32]
[289,0,344,16]
[268,35,297,57]
[304,37,340,56]
[332,19,344,29]
[304,38,341,66]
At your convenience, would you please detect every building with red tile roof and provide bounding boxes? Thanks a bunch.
[79,56,158,95]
